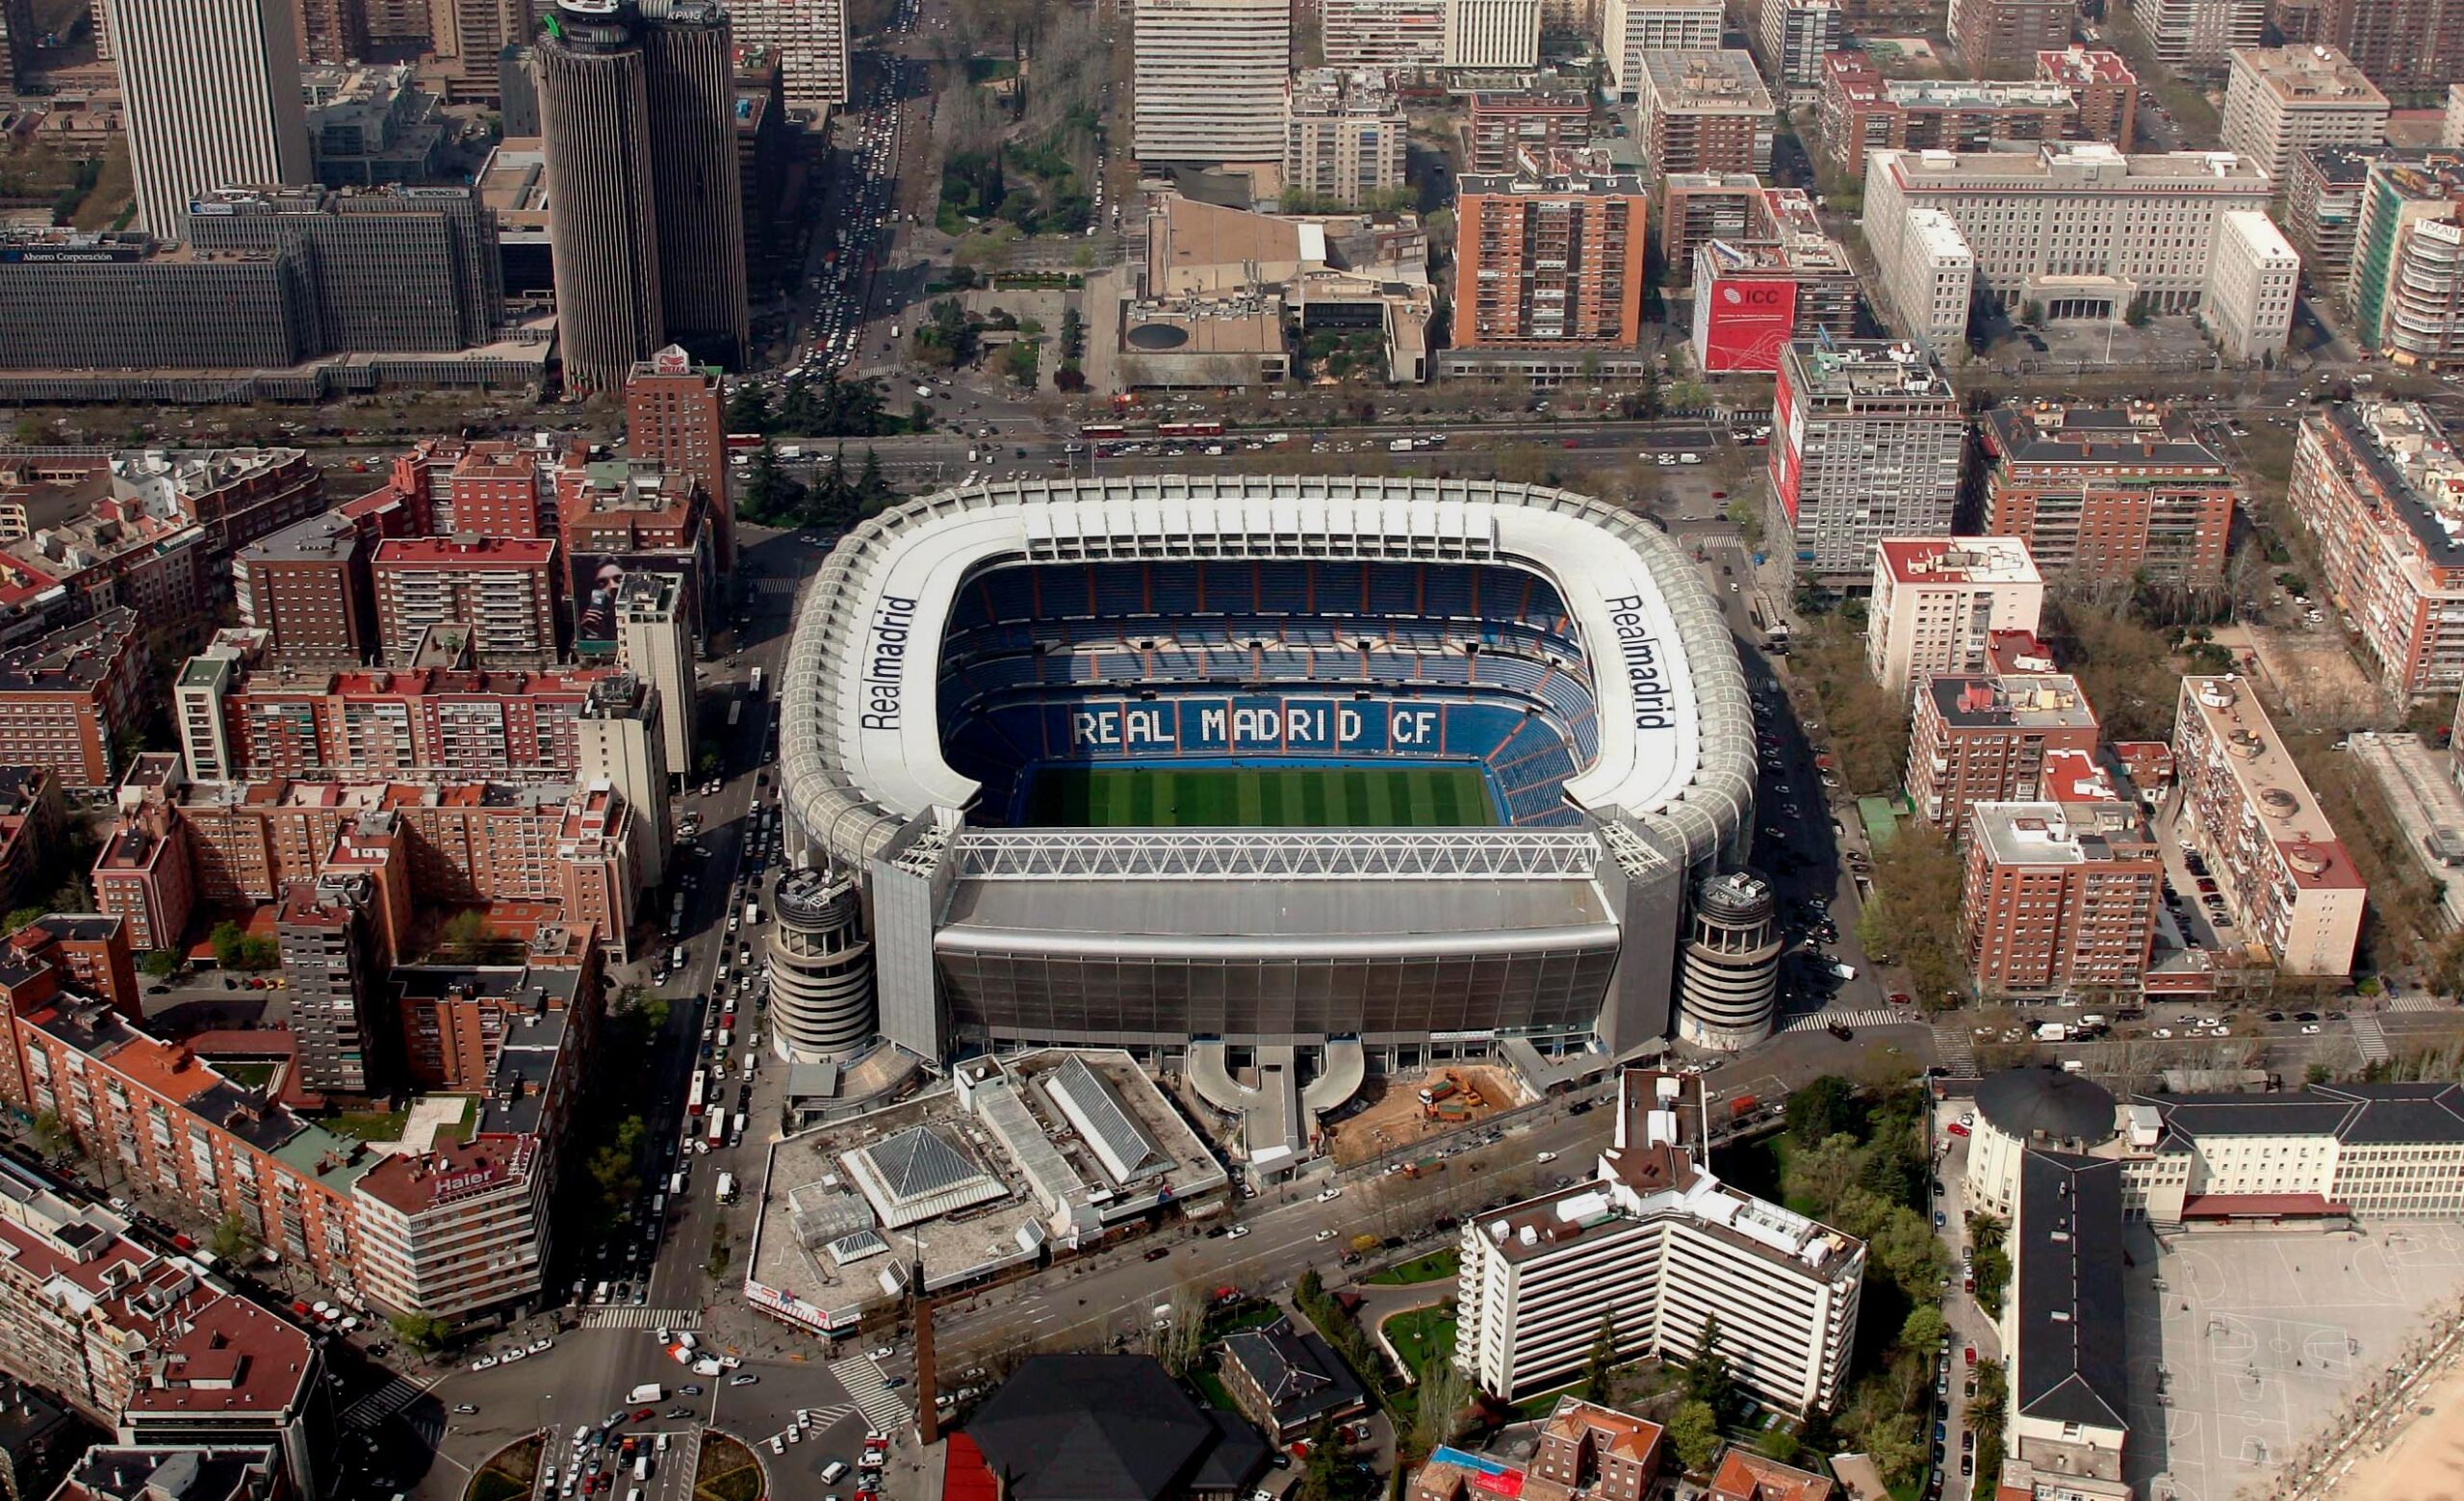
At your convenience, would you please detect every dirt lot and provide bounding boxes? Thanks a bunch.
[2215,622,2388,726]
[2325,1363,2464,1501]
[1325,1064,1525,1166]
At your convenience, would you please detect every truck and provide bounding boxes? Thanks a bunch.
[2036,1021,2071,1043]
[748,666,764,697]
[1416,1079,1458,1106]
[743,900,760,926]
[779,445,803,460]
[628,1384,665,1404]
[1389,437,1414,452]
[716,1171,738,1203]
[730,1111,747,1144]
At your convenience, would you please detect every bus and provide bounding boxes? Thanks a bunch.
[1156,420,1224,439]
[725,433,763,453]
[705,1110,726,1150]
[1081,423,1127,441]
[686,1071,707,1120]
[728,699,743,728]
[1749,591,1790,654]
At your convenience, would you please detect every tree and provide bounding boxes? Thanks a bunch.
[389,1310,450,1353]
[1684,1316,1734,1419]
[855,448,894,513]
[1899,1304,1948,1358]
[1155,1281,1208,1377]
[1581,1308,1620,1402]
[1060,305,1086,361]
[1972,1243,2013,1315]
[141,949,181,979]
[740,438,807,525]
[1668,1399,1722,1473]
[438,910,500,961]
[209,1210,258,1264]
[726,381,775,434]
[29,1108,72,1160]
[999,340,1040,386]
[1297,1421,1347,1501]
[210,920,277,971]
[1410,1356,1473,1457]
[1858,821,1968,1003]
[1786,1075,1862,1146]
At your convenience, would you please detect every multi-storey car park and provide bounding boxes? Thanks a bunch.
[778,478,1755,1111]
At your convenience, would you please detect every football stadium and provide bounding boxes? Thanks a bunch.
[779,476,1753,1099]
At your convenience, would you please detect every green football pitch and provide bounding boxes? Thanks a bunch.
[1019,763,1501,828]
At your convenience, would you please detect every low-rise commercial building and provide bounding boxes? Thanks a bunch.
[1867,537,2046,705]
[1977,403,2239,589]
[1963,800,2162,1000]
[1453,1068,1862,1415]
[2172,676,2364,976]
[1633,52,1775,184]
[1769,340,1964,584]
[2219,44,2387,194]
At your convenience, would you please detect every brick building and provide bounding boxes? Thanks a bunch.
[1634,52,1776,184]
[1820,53,2087,179]
[370,536,560,668]
[0,764,63,912]
[0,609,150,790]
[1466,92,1592,173]
[2285,401,2464,702]
[441,442,552,539]
[625,346,732,572]
[1962,800,2162,1000]
[90,802,195,955]
[1452,169,1650,349]
[1907,653,2102,835]
[1977,404,2240,588]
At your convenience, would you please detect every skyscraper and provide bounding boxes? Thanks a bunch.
[1132,0,1289,166]
[642,5,750,367]
[533,0,747,391]
[108,0,313,235]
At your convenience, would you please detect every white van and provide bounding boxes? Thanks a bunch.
[633,1455,651,1482]
[821,1462,851,1485]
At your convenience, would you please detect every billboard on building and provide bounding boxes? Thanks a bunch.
[570,549,710,655]
[1693,272,1799,375]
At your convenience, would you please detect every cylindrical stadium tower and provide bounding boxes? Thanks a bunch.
[1677,870,1782,1050]
[766,866,878,1062]
[533,0,661,393]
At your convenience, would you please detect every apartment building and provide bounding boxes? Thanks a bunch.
[1962,800,2162,1000]
[438,442,551,539]
[1820,54,2083,180]
[0,610,150,790]
[1131,0,1289,166]
[1866,537,2047,704]
[1877,208,1977,351]
[614,571,697,775]
[370,536,560,668]
[1907,659,2102,834]
[2220,45,2386,193]
[624,345,732,573]
[232,512,375,665]
[1977,404,2239,588]
[1322,0,1446,68]
[2118,1081,2464,1223]
[1946,0,2072,74]
[1769,340,1965,584]
[0,765,63,914]
[2270,0,2464,101]
[1862,144,2275,329]
[1443,0,1539,67]
[1657,172,1768,278]
[2284,402,2464,702]
[2201,208,2299,361]
[90,803,196,955]
[1284,70,1409,209]
[1601,0,1723,99]
[1634,53,1776,184]
[0,1162,330,1493]
[2128,0,2265,69]
[2285,144,2392,296]
[1454,1068,1863,1416]
[2172,676,2364,976]
[275,877,385,1096]
[1466,93,1592,173]
[1689,240,1860,376]
[1754,0,1842,105]
[2040,47,2140,150]
[2349,152,2464,368]
[1452,169,1650,349]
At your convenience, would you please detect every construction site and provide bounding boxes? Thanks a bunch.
[1322,1064,1527,1166]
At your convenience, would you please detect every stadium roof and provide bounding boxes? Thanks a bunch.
[783,477,1752,872]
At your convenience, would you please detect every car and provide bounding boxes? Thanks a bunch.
[680,1385,704,1396]
[1225,1226,1250,1239]
[771,1437,785,1455]
[1317,1186,1343,1203]
[1315,1229,1339,1242]
[1535,1151,1557,1164]
[1143,1246,1172,1261]
[471,1356,500,1372]
[633,1409,655,1423]
[730,1375,759,1386]
[454,1404,480,1415]
[667,1407,695,1419]
[2302,1023,2322,1034]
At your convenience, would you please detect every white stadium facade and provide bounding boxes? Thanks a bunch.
[776,476,1755,1085]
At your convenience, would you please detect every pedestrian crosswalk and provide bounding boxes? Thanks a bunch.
[1779,1008,1907,1034]
[1933,1023,1980,1080]
[2390,992,2449,1013]
[342,1373,437,1432]
[578,1307,702,1331]
[798,1403,858,1431]
[2352,1013,2392,1066]
[829,1357,911,1435]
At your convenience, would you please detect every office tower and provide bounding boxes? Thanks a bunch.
[641,7,750,369]
[184,185,504,352]
[1452,168,1648,348]
[1769,340,1964,584]
[2350,153,2464,363]
[109,0,313,236]
[1602,0,1723,101]
[1322,0,1445,69]
[2220,45,2387,194]
[532,0,746,389]
[1441,0,1538,67]
[725,0,848,114]
[626,346,733,573]
[1131,0,1290,166]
